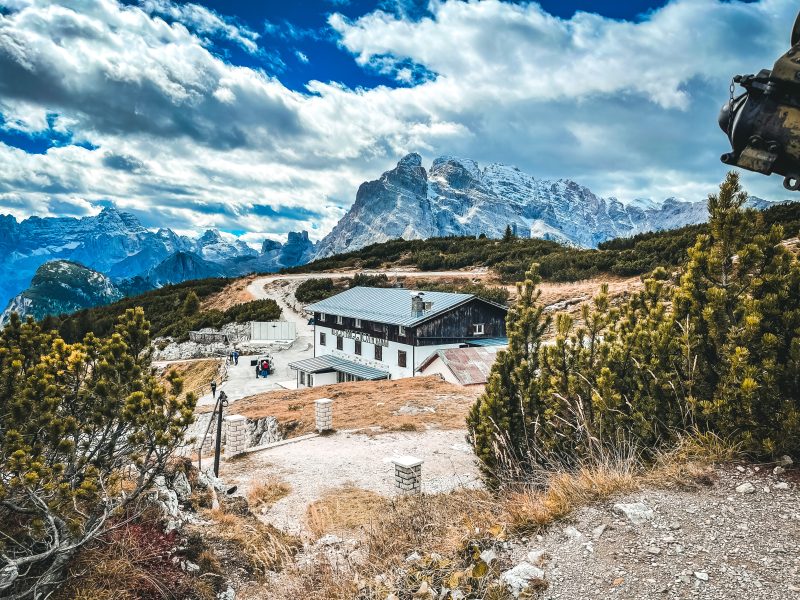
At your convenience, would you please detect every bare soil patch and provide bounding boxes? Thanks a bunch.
[231,375,481,437]
[201,275,258,311]
[158,358,222,402]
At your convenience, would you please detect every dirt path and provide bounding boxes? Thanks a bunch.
[220,429,480,536]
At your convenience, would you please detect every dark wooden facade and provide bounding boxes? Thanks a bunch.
[313,297,507,347]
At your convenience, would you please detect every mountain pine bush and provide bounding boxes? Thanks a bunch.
[0,308,196,597]
[469,172,800,482]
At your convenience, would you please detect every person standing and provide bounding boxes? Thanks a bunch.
[255,363,261,378]
[233,349,239,365]
[210,380,217,399]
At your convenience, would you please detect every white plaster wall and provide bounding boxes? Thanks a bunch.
[314,325,461,380]
[418,356,461,386]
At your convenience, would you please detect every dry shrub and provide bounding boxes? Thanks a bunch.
[248,478,292,509]
[204,507,300,577]
[306,486,387,537]
[645,430,739,489]
[503,463,638,532]
[56,514,216,600]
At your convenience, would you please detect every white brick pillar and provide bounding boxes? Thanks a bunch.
[392,455,423,494]
[315,398,333,432]
[223,415,248,457]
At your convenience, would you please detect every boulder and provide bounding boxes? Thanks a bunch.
[612,502,654,525]
[500,562,546,598]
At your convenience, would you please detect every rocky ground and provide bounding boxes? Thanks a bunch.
[503,462,799,599]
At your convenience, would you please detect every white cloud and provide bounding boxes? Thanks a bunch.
[296,50,309,63]
[0,0,796,245]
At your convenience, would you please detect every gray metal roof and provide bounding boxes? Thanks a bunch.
[288,354,390,380]
[305,286,477,327]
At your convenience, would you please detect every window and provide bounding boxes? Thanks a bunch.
[336,315,343,325]
[398,350,407,368]
[319,312,326,322]
[398,325,406,336]
[320,332,326,346]
[375,344,383,361]
[355,318,362,328]
[355,340,362,355]
[336,336,343,350]
[308,374,314,387]
[300,371,306,385]
[473,323,485,335]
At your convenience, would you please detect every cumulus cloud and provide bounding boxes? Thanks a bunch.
[0,0,796,245]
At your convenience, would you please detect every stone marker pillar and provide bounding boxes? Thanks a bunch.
[392,455,423,494]
[223,415,248,457]
[315,398,333,432]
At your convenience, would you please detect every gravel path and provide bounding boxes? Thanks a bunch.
[220,429,480,536]
[513,464,800,599]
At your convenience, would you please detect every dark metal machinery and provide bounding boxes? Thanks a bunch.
[720,12,800,190]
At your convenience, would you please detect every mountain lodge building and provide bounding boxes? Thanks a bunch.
[289,286,508,387]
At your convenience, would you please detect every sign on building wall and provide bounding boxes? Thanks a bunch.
[333,329,389,347]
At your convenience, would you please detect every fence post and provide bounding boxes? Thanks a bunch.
[315,398,333,432]
[392,456,423,494]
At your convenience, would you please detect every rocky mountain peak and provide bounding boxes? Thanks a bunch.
[398,152,423,168]
[313,153,779,258]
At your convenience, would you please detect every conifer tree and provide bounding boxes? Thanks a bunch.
[467,265,550,479]
[675,171,800,455]
[183,290,201,315]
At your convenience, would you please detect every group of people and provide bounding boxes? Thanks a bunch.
[227,349,240,365]
[256,357,271,378]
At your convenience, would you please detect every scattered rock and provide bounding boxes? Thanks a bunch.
[694,571,709,582]
[500,562,546,598]
[592,524,608,540]
[405,551,422,563]
[779,455,793,467]
[172,471,191,501]
[647,546,662,555]
[564,526,583,540]
[613,502,654,525]
[318,534,343,547]
[773,466,785,476]
[480,549,498,564]
[774,482,790,491]
[736,482,756,494]
[526,549,549,566]
[216,586,235,600]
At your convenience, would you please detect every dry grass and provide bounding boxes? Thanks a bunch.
[503,463,638,532]
[231,376,480,437]
[159,359,222,402]
[56,515,217,600]
[306,486,387,537]
[248,478,292,509]
[269,432,738,599]
[201,275,257,311]
[201,507,300,578]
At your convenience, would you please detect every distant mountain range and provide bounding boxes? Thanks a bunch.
[0,207,315,322]
[314,154,777,257]
[0,153,784,323]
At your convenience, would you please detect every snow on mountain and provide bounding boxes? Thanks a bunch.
[314,154,780,258]
[0,207,285,310]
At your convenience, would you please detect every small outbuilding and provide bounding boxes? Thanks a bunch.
[416,346,502,387]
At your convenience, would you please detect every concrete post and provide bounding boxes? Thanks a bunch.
[315,398,333,432]
[223,415,248,457]
[392,455,423,494]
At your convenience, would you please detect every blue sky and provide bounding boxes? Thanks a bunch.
[0,0,791,245]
